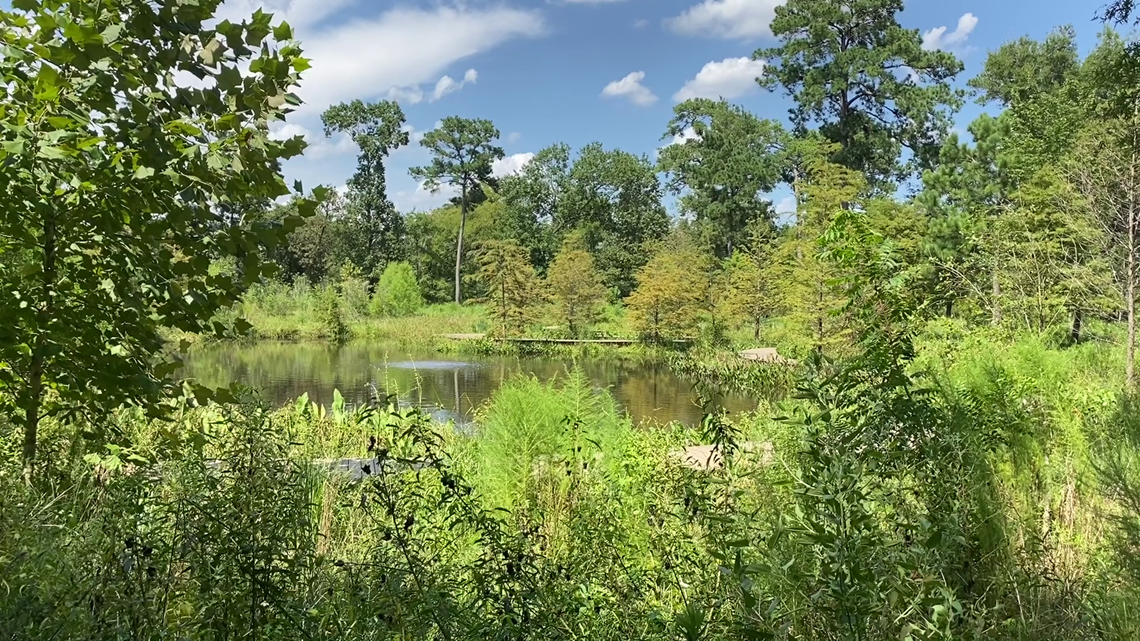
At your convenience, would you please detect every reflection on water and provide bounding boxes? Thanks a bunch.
[180,341,758,426]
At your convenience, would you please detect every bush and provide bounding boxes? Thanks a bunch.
[336,262,371,318]
[370,261,424,318]
[316,285,348,343]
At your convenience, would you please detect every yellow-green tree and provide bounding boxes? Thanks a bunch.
[766,149,864,353]
[547,233,607,337]
[627,241,710,341]
[723,246,771,340]
[476,240,543,335]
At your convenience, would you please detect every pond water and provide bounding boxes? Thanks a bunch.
[181,341,758,426]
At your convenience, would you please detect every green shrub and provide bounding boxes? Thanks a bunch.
[336,261,371,318]
[370,261,424,318]
[316,285,348,343]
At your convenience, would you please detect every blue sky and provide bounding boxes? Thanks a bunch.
[224,0,1115,214]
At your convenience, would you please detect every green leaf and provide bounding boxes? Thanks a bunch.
[100,23,123,44]
[273,22,293,41]
[217,64,242,91]
[37,144,67,160]
[213,386,238,404]
[2,139,25,155]
[134,165,155,179]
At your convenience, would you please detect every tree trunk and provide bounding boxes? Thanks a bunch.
[1071,308,1083,345]
[24,209,56,469]
[454,184,468,304]
[1128,130,1138,390]
[945,298,953,319]
[991,264,1002,326]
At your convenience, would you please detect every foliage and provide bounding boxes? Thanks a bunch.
[563,143,670,296]
[921,113,1017,324]
[476,239,545,336]
[626,238,712,341]
[406,199,500,304]
[0,0,320,465]
[756,0,964,187]
[496,143,570,270]
[658,99,787,257]
[370,261,424,318]
[411,117,504,304]
[273,189,347,284]
[0,398,328,639]
[321,100,409,279]
[335,261,370,318]
[764,153,863,354]
[316,285,349,343]
[546,232,607,337]
[722,241,772,341]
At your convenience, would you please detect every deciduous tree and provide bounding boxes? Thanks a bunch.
[658,99,787,258]
[370,261,424,318]
[0,0,317,465]
[723,229,775,340]
[497,143,570,270]
[563,143,669,296]
[476,240,543,336]
[546,232,607,337]
[922,114,1017,325]
[626,241,709,342]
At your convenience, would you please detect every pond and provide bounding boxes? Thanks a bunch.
[181,341,758,426]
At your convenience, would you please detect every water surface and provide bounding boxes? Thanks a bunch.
[181,341,757,426]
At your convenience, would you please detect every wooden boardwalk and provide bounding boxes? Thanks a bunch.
[441,333,691,346]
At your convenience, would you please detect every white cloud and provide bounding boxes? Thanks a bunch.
[665,0,783,40]
[215,0,354,33]
[664,126,701,147]
[269,122,357,159]
[296,5,543,113]
[269,122,311,141]
[492,152,535,178]
[507,131,522,144]
[405,124,427,144]
[563,0,629,3]
[601,71,658,106]
[674,57,765,101]
[774,195,797,224]
[431,68,478,102]
[633,19,649,29]
[392,180,460,212]
[922,13,978,51]
[386,85,425,104]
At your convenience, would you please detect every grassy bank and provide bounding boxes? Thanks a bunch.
[3,323,1140,639]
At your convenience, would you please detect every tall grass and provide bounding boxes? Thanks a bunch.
[4,325,1140,639]
[238,277,490,344]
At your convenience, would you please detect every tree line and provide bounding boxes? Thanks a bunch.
[267,1,1140,385]
[2,0,1139,468]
